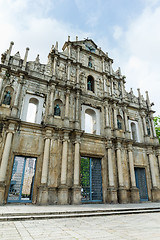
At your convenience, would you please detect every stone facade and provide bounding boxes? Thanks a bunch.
[0,37,160,205]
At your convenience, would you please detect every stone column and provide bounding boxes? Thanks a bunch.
[128,144,139,202]
[48,86,55,124]
[121,78,125,99]
[64,89,70,127]
[0,132,13,182]
[11,75,24,117]
[150,115,157,138]
[72,134,81,204]
[124,107,130,139]
[148,149,160,201]
[116,142,127,203]
[67,61,71,81]
[38,130,51,205]
[53,56,57,76]
[107,141,117,203]
[113,104,118,129]
[105,104,111,136]
[76,65,80,85]
[0,68,6,94]
[41,138,51,184]
[141,112,148,136]
[0,131,13,204]
[58,131,69,204]
[77,46,80,62]
[75,91,80,129]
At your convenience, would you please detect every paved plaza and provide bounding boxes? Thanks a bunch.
[0,211,160,240]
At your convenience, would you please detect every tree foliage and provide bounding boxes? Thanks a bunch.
[154,116,160,143]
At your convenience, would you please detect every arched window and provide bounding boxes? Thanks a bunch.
[26,98,39,123]
[87,75,94,92]
[131,122,137,141]
[85,109,96,134]
[117,115,123,130]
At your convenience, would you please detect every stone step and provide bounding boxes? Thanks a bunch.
[0,207,160,222]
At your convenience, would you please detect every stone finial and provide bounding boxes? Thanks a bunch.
[5,41,14,64]
[55,41,58,50]
[35,54,40,63]
[76,36,78,41]
[145,91,151,109]
[68,36,70,41]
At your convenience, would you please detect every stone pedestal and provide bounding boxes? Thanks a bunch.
[48,187,58,204]
[105,127,111,137]
[72,186,81,204]
[118,188,128,204]
[11,106,18,118]
[58,185,69,204]
[0,182,5,205]
[107,187,118,204]
[37,186,48,205]
[151,188,160,202]
[130,187,140,203]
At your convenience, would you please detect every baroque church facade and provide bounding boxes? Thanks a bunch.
[0,37,160,205]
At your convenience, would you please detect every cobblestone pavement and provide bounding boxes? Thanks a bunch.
[0,212,160,240]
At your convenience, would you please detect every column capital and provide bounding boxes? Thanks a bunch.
[128,144,133,152]
[147,147,153,155]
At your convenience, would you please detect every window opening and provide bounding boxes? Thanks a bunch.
[131,122,137,141]
[26,98,39,123]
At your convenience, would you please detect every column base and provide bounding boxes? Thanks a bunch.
[48,187,58,205]
[151,187,160,202]
[75,121,80,130]
[58,185,69,204]
[72,186,82,204]
[48,115,54,125]
[130,187,140,203]
[118,187,128,204]
[0,182,5,205]
[107,187,118,203]
[37,185,48,205]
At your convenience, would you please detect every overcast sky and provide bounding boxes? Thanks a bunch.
[0,0,160,115]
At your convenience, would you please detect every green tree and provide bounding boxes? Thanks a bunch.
[154,116,160,143]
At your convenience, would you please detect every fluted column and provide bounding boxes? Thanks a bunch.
[108,147,114,187]
[41,138,51,184]
[48,85,55,124]
[148,149,160,202]
[73,142,80,186]
[0,132,13,182]
[76,65,80,84]
[141,113,148,136]
[150,115,157,138]
[65,89,70,118]
[113,104,118,129]
[124,108,129,132]
[58,131,69,204]
[77,46,80,62]
[128,147,136,188]
[128,144,139,202]
[116,142,127,203]
[116,144,124,187]
[105,105,110,127]
[72,134,81,204]
[67,61,71,81]
[38,130,51,204]
[11,75,24,117]
[53,56,57,76]
[148,150,157,188]
[75,92,80,129]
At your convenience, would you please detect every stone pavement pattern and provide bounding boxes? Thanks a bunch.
[0,212,160,240]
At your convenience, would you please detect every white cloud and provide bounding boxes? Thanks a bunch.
[113,26,123,40]
[110,4,160,115]
[0,0,89,63]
